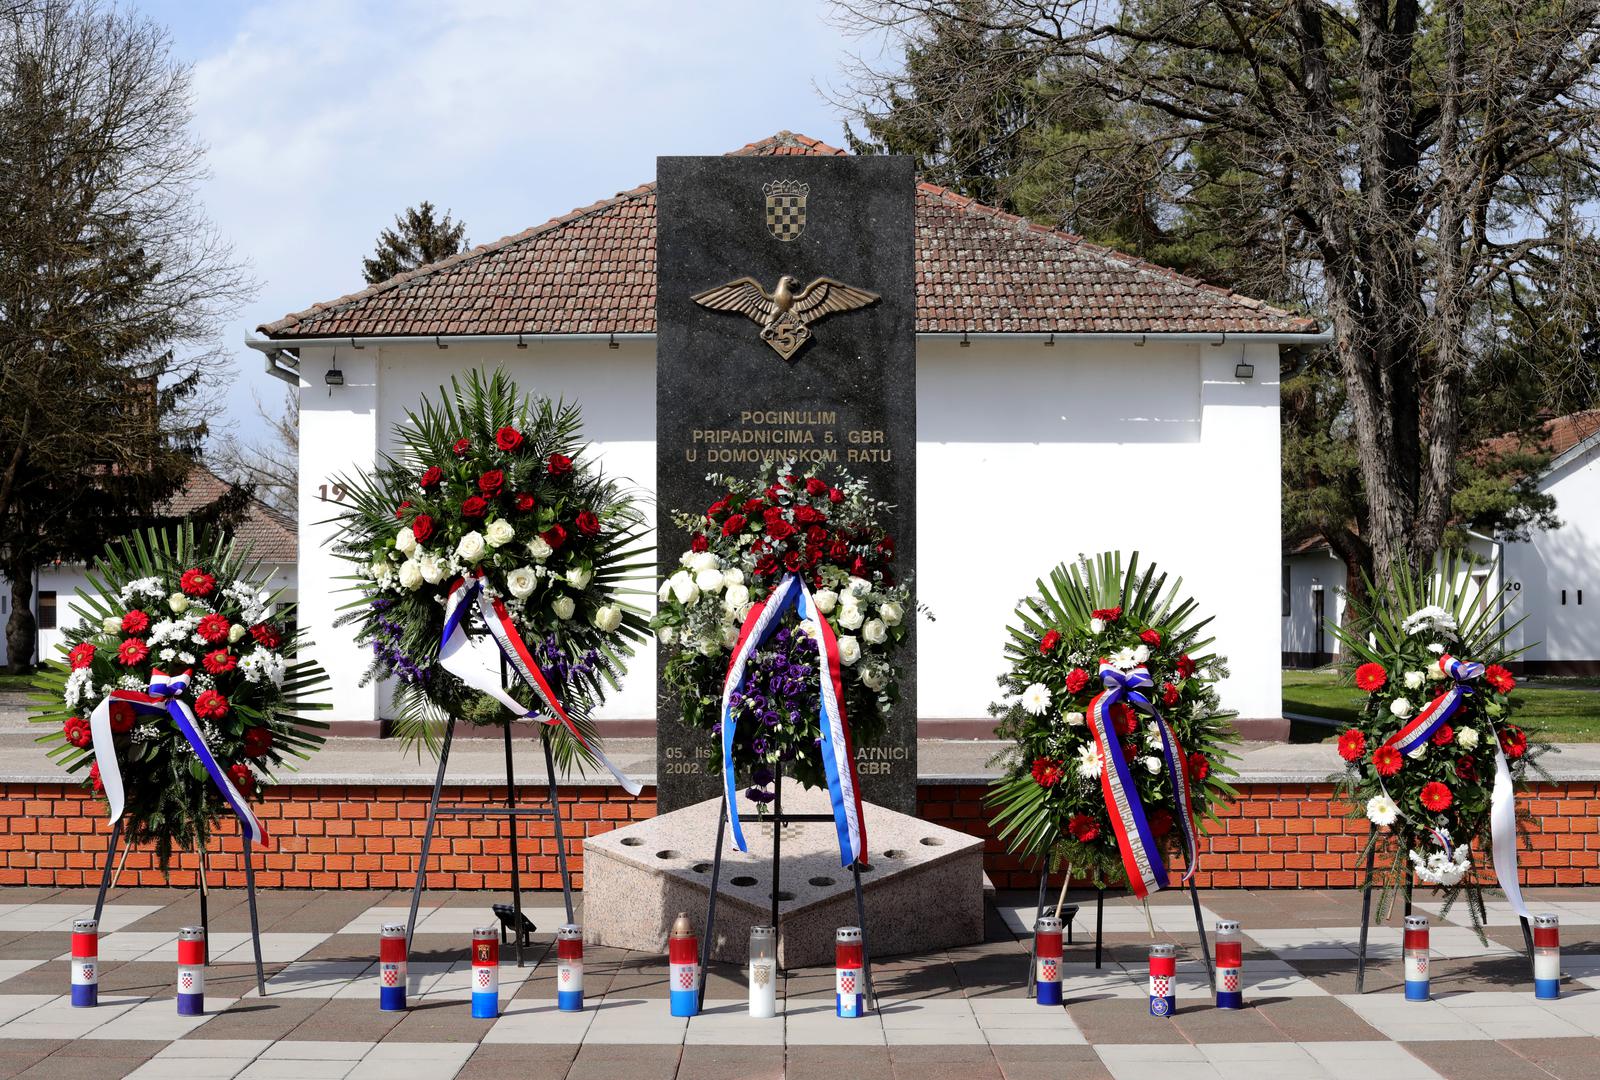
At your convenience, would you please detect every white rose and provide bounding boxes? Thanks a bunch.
[1456,726,1480,750]
[812,589,838,615]
[592,604,623,632]
[1427,662,1448,680]
[861,666,888,692]
[552,596,576,621]
[1090,617,1105,635]
[1133,644,1151,666]
[669,570,699,606]
[723,583,750,611]
[168,593,190,614]
[506,567,537,600]
[837,604,865,631]
[420,555,447,585]
[695,568,724,594]
[658,578,674,603]
[1064,711,1085,727]
[878,601,904,626]
[1142,755,1162,775]
[721,624,740,649]
[836,636,862,666]
[101,616,122,634]
[456,531,485,563]
[1404,670,1426,690]
[395,527,418,556]
[527,537,553,563]
[485,519,515,548]
[398,560,424,591]
[656,626,676,645]
[228,623,247,644]
[720,569,744,588]
[862,618,888,646]
[1390,697,1414,719]
[689,551,721,573]
[567,565,593,591]
[846,577,872,598]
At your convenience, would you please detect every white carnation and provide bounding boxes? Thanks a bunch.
[1020,682,1052,716]
[592,604,623,632]
[836,635,861,666]
[527,537,553,563]
[1366,794,1399,827]
[506,567,538,600]
[878,601,904,626]
[485,519,516,548]
[456,531,486,563]
[552,596,576,621]
[862,618,888,646]
[395,527,418,556]
[812,589,838,615]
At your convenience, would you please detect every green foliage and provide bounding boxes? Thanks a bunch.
[362,201,469,285]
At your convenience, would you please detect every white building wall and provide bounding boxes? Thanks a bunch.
[1504,437,1600,669]
[1281,551,1346,662]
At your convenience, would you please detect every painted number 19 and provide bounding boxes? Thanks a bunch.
[317,482,349,503]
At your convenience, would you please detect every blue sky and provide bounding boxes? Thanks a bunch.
[149,0,877,443]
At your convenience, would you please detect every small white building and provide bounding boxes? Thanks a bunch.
[250,132,1328,736]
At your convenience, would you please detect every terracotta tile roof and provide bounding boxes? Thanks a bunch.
[162,466,297,564]
[259,131,1321,340]
[1477,409,1600,468]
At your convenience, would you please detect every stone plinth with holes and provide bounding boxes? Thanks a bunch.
[582,783,986,968]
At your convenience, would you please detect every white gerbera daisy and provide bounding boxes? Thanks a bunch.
[1075,743,1102,780]
[1365,794,1399,827]
[1020,682,1052,717]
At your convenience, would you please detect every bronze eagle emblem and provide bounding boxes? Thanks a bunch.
[691,274,880,360]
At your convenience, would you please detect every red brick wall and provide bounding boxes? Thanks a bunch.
[2,780,1597,891]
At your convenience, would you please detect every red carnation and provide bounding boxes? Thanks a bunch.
[89,762,104,794]
[1372,744,1403,777]
[1484,664,1516,694]
[1111,702,1139,737]
[420,466,443,489]
[461,496,488,518]
[108,701,136,734]
[1455,756,1478,782]
[722,514,747,537]
[547,453,574,477]
[228,763,255,798]
[1419,781,1453,812]
[1499,726,1528,760]
[575,510,601,537]
[540,525,567,551]
[197,613,231,645]
[69,642,96,670]
[477,470,505,497]
[1161,681,1180,707]
[1064,667,1090,694]
[828,488,844,504]
[1337,728,1367,763]
[1140,629,1162,647]
[411,515,435,544]
[1354,662,1388,692]
[180,568,216,597]
[242,727,273,759]
[63,717,91,748]
[452,438,470,457]
[1430,724,1455,747]
[250,623,283,649]
[394,501,412,519]
[690,534,709,553]
[1031,757,1064,788]
[1148,809,1174,837]
[1068,813,1100,843]
[117,638,149,666]
[194,689,229,720]
[1039,629,1062,655]
[1187,752,1209,783]
[805,477,828,497]
[1091,606,1123,622]
[202,649,237,675]
[495,426,523,452]
[121,610,150,634]
[1176,654,1196,679]
[513,493,536,513]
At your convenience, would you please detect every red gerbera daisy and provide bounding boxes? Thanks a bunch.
[193,689,229,720]
[63,717,90,748]
[179,568,216,597]
[1354,663,1388,692]
[116,638,149,666]
[242,727,273,758]
[1337,728,1367,762]
[1484,664,1516,694]
[228,763,255,797]
[69,642,96,670]
[196,613,231,645]
[1372,744,1403,777]
[1419,781,1453,812]
[202,649,236,675]
[108,701,136,734]
[1068,814,1100,842]
[1030,757,1064,788]
[1187,751,1209,783]
[1499,726,1528,759]
[121,610,150,634]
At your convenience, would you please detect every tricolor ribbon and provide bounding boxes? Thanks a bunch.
[720,572,867,868]
[1085,663,1201,898]
[1383,654,1484,758]
[439,570,640,794]
[88,668,269,847]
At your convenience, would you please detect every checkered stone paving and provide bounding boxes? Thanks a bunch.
[2,887,1599,1078]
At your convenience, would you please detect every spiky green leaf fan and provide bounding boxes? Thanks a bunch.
[30,525,330,869]
[330,369,653,779]
[986,552,1239,890]
[1328,553,1547,937]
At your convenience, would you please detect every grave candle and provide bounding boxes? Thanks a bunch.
[1214,920,1243,1009]
[176,927,205,1016]
[1403,915,1430,1002]
[669,912,700,1017]
[1033,913,1063,1006]
[835,926,864,1018]
[378,922,407,1012]
[70,918,97,1008]
[557,924,584,1012]
[1148,943,1176,1017]
[470,926,499,1019]
[749,925,777,1018]
[1533,913,1560,1000]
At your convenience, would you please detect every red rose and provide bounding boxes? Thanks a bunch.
[108,701,136,734]
[764,483,784,503]
[180,568,216,597]
[1176,654,1196,679]
[1064,667,1090,694]
[766,520,796,541]
[242,727,273,759]
[721,514,747,538]
[228,763,255,798]
[1161,681,1180,707]
[1419,781,1453,812]
[250,623,283,649]
[783,550,804,572]
[806,525,828,546]
[395,501,412,519]
[1430,724,1455,747]
[1068,813,1100,843]
[547,453,574,477]
[63,717,91,748]
[411,515,434,543]
[805,477,828,497]
[829,540,850,561]
[1111,702,1138,737]
[690,534,709,553]
[194,689,229,720]
[754,554,779,578]
[1091,606,1123,622]
[1030,757,1064,788]
[452,438,470,457]
[575,510,600,537]
[477,469,505,497]
[742,497,764,513]
[762,506,786,525]
[1337,728,1367,762]
[461,496,488,518]
[540,525,567,551]
[202,649,237,675]
[495,426,523,452]
[514,493,536,512]
[1455,756,1478,782]
[1499,726,1528,759]
[1148,809,1174,837]
[420,466,443,489]
[1187,752,1209,783]
[1372,744,1403,777]
[794,505,827,526]
[706,496,731,520]
[69,642,96,670]
[1484,664,1516,694]
[1140,629,1162,647]
[1039,629,1062,655]
[828,488,844,504]
[1354,663,1388,692]
[117,638,149,666]
[121,610,149,634]
[197,613,231,645]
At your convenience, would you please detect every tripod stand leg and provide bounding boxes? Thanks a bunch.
[243,835,266,997]
[1094,888,1105,969]
[697,796,729,1011]
[1356,827,1377,994]
[407,715,457,956]
[1027,862,1048,998]
[197,837,210,965]
[1188,878,1213,984]
[543,728,575,926]
[504,721,525,968]
[93,819,123,924]
[853,859,877,1014]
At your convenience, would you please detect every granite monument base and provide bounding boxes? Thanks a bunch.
[583,784,987,968]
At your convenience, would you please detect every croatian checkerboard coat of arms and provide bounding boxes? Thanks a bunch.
[764,179,807,241]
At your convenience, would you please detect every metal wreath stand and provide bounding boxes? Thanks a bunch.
[695,759,878,1013]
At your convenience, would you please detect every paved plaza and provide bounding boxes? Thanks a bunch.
[2,886,1599,1079]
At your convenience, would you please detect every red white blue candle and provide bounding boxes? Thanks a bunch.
[470,927,499,1019]
[668,913,699,1017]
[176,927,205,1016]
[836,926,864,1018]
[1533,913,1560,999]
[1033,914,1062,1006]
[556,924,583,1012]
[70,918,98,1008]
[1148,943,1176,1017]
[1403,915,1430,1001]
[378,923,407,1012]
[1214,920,1243,1009]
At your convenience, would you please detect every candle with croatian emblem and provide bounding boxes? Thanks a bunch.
[1148,943,1176,1017]
[70,918,98,1008]
[556,924,584,1012]
[1214,920,1243,1009]
[470,926,499,1019]
[1533,913,1560,999]
[1034,913,1063,1006]
[669,913,700,1017]
[749,925,777,1018]
[378,923,407,1012]
[836,926,864,1018]
[1403,915,1430,1001]
[176,927,205,1016]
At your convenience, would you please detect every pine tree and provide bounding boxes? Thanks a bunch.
[361,202,470,284]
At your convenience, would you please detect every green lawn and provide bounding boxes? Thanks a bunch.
[1284,669,1600,742]
[0,673,37,692]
